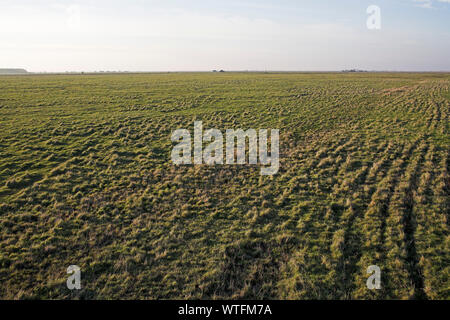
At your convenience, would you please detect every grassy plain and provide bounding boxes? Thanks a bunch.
[0,72,448,299]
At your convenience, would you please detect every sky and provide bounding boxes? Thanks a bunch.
[0,0,449,72]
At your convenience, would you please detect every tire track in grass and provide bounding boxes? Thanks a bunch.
[410,145,449,299]
[416,149,449,299]
[401,143,429,299]
[352,139,420,299]
[385,140,429,299]
[329,141,399,298]
[413,146,441,299]
[321,135,368,298]
[276,133,355,299]
[283,134,399,299]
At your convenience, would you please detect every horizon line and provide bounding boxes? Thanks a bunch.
[2,70,450,75]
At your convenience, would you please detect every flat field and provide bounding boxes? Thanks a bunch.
[0,72,448,299]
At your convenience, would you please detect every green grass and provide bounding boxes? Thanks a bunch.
[0,72,448,299]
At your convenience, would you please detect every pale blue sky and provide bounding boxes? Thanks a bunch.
[1,0,449,72]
